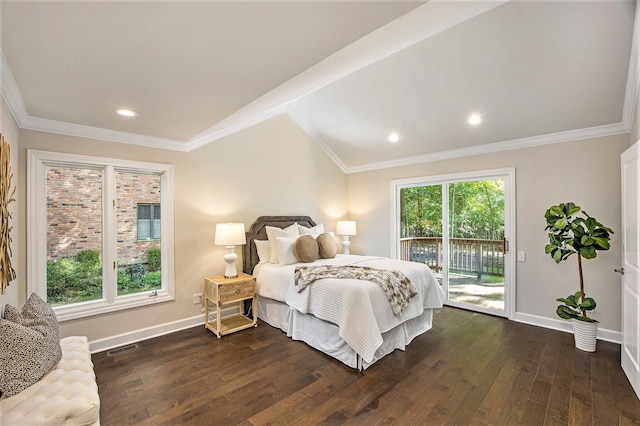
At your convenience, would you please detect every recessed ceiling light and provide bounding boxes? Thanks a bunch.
[115,108,137,117]
[388,132,400,143]
[468,114,482,125]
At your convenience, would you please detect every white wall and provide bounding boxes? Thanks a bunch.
[0,96,20,315]
[347,134,628,336]
[16,113,347,346]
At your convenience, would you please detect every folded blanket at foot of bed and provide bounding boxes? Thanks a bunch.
[294,265,417,316]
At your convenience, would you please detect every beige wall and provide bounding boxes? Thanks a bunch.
[16,113,347,341]
[347,135,628,332]
[9,106,632,341]
[0,97,20,314]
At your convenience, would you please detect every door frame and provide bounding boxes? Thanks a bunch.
[390,167,516,320]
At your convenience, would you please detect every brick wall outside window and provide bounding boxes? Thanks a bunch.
[47,167,161,266]
[116,171,161,266]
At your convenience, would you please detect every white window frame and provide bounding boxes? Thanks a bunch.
[390,167,516,320]
[27,149,175,321]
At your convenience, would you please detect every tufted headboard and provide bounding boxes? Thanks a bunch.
[242,215,316,275]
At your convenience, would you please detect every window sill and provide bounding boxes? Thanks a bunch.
[53,291,174,322]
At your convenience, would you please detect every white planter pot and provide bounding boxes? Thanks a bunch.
[571,319,598,352]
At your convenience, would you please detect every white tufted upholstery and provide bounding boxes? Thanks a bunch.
[0,336,100,425]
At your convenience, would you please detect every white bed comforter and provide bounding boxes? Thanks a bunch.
[253,255,445,363]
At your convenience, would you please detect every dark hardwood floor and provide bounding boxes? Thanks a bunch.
[92,307,640,425]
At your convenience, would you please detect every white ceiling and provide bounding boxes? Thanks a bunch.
[1,1,637,172]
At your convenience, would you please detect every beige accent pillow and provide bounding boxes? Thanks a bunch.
[294,235,319,263]
[317,233,338,259]
[266,223,299,264]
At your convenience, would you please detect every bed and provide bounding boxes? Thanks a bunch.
[242,215,446,370]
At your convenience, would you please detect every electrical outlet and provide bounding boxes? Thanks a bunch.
[193,293,203,305]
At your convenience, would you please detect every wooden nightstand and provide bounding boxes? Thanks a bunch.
[204,273,257,338]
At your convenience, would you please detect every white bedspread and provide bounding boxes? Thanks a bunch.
[254,255,445,363]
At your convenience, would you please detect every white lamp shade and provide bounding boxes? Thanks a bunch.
[215,223,246,246]
[336,220,357,236]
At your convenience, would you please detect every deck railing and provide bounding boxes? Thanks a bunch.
[399,237,505,277]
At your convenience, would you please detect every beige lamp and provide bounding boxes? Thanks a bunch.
[215,222,246,278]
[336,220,357,255]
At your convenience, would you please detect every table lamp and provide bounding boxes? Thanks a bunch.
[215,222,246,278]
[336,220,356,255]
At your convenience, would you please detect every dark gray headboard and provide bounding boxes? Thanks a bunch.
[243,215,316,275]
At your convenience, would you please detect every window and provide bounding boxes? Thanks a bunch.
[137,204,161,240]
[28,150,175,321]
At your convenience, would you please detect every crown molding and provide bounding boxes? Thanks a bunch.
[343,122,630,174]
[287,106,349,174]
[20,115,189,152]
[0,51,28,128]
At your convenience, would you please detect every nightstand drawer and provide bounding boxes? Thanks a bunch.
[219,280,255,303]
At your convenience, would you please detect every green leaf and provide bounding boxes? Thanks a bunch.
[580,297,597,311]
[557,295,578,308]
[557,305,581,319]
[552,249,563,262]
[581,235,594,246]
[545,244,557,254]
[567,205,581,216]
[554,217,568,229]
[592,237,610,250]
[580,246,597,259]
[549,205,564,216]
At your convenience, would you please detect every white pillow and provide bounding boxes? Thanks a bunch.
[275,237,299,265]
[298,223,324,235]
[266,224,299,264]
[254,239,270,263]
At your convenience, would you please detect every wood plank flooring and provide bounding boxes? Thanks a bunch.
[92,307,640,425]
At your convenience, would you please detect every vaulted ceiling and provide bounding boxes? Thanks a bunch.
[1,1,637,172]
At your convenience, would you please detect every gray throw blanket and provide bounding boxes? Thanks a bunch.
[294,265,418,316]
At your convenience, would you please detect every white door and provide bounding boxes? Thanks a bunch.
[621,140,640,399]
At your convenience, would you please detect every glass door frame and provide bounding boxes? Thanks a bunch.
[390,167,516,319]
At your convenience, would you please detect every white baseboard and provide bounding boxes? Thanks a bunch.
[514,312,622,344]
[89,307,621,354]
[88,305,239,353]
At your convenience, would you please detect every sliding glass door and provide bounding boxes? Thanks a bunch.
[394,169,514,318]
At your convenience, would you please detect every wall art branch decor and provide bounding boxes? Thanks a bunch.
[0,133,16,294]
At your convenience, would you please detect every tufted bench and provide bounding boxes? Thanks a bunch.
[0,336,100,425]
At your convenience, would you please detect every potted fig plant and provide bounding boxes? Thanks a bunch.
[544,202,614,352]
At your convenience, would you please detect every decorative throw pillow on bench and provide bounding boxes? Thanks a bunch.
[0,293,62,398]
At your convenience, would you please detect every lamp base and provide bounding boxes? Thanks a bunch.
[223,247,238,279]
[341,237,351,255]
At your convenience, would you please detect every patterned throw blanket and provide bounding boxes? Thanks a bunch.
[294,265,418,316]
